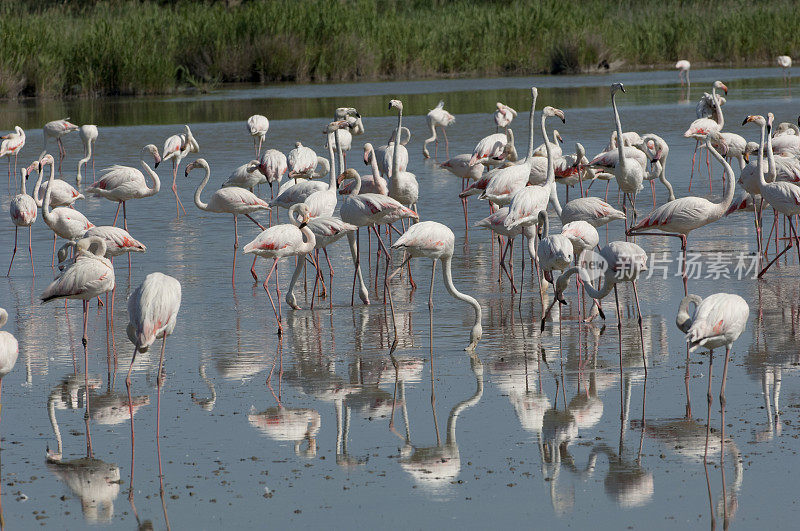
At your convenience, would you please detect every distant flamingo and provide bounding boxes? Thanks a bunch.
[777,55,792,82]
[186,158,270,285]
[423,101,455,160]
[676,292,749,458]
[258,149,288,198]
[86,145,161,231]
[0,308,18,421]
[43,119,79,173]
[161,125,199,217]
[675,60,691,86]
[390,221,483,350]
[628,133,734,295]
[77,125,98,183]
[124,272,181,490]
[243,203,316,335]
[41,236,115,427]
[287,142,318,178]
[0,125,25,189]
[494,102,517,132]
[685,81,727,191]
[7,167,37,277]
[388,100,420,213]
[247,114,269,157]
[221,160,263,191]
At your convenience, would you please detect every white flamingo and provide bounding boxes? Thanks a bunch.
[43,119,79,167]
[287,142,318,178]
[608,82,646,228]
[7,167,37,277]
[34,154,84,207]
[258,148,288,198]
[0,308,18,420]
[161,125,199,217]
[76,125,98,183]
[675,60,691,86]
[423,100,455,160]
[388,100,420,212]
[221,160,263,191]
[247,114,269,157]
[494,102,517,132]
[0,125,25,189]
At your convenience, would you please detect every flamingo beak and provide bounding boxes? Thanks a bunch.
[742,115,753,126]
[744,152,749,163]
[336,172,346,186]
[721,83,728,94]
[555,110,565,124]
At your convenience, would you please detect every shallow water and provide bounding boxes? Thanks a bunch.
[1,67,800,529]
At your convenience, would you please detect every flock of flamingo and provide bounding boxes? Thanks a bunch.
[3,63,800,472]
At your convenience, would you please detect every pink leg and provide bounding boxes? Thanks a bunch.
[6,226,18,276]
[113,202,122,226]
[232,215,238,286]
[126,346,138,493]
[262,259,282,335]
[28,226,35,277]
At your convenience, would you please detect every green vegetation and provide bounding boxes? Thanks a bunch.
[0,0,798,99]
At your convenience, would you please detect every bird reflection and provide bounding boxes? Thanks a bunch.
[191,364,217,411]
[248,406,321,458]
[399,353,483,492]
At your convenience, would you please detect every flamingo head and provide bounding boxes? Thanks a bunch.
[142,144,161,167]
[707,132,728,156]
[742,115,766,127]
[611,82,625,95]
[336,168,359,187]
[713,80,728,95]
[25,159,40,175]
[39,153,55,168]
[544,106,566,124]
[389,99,403,112]
[496,102,504,110]
[335,107,359,120]
[767,112,775,129]
[573,143,585,164]
[184,158,207,177]
[289,203,312,228]
[363,143,374,165]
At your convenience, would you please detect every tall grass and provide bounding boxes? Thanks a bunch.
[0,0,799,99]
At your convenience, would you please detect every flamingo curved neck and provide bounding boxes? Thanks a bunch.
[140,152,161,197]
[48,395,63,460]
[42,160,56,222]
[704,141,736,214]
[193,163,211,211]
[711,86,724,128]
[561,266,614,300]
[541,113,555,187]
[612,92,626,171]
[300,225,316,254]
[77,138,93,181]
[765,123,777,182]
[525,90,537,161]
[368,147,383,186]
[334,129,344,177]
[441,255,482,348]
[676,294,703,333]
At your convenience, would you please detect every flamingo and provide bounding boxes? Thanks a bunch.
[770,117,800,156]
[685,80,727,191]
[390,221,482,350]
[338,165,418,305]
[40,158,95,266]
[7,167,37,277]
[675,60,691,86]
[676,292,749,457]
[544,240,648,381]
[532,128,563,159]
[304,121,351,218]
[745,114,800,277]
[123,272,182,490]
[388,100,420,213]
[43,119,79,171]
[494,102,517,132]
[535,209,573,293]
[221,160,263,191]
[243,203,316,335]
[86,145,161,231]
[772,119,799,137]
[257,149,288,199]
[186,158,271,285]
[83,226,146,258]
[0,307,17,421]
[608,82,646,229]
[247,114,269,157]
[0,125,25,189]
[469,132,509,167]
[777,55,792,82]
[76,125,98,183]
[696,91,726,119]
[377,130,409,177]
[41,236,115,426]
[287,142,318,178]
[335,107,364,136]
[302,215,358,309]
[481,87,542,208]
[423,100,455,160]
[636,134,676,204]
[161,125,199,217]
[33,154,84,207]
[338,144,388,196]
[557,195,626,227]
[628,133,734,295]
[474,207,526,291]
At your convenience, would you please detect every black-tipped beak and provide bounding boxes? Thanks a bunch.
[742,117,749,126]
[597,307,606,320]
[299,222,307,229]
[620,86,626,93]
[154,160,160,169]
[354,111,361,118]
[540,318,546,332]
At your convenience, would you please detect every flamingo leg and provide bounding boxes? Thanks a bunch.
[262,258,281,334]
[82,299,93,457]
[324,248,335,310]
[156,336,166,471]
[113,202,121,226]
[171,160,186,217]
[613,284,624,420]
[123,202,132,278]
[28,226,34,277]
[51,234,56,267]
[719,344,732,465]
[429,259,436,310]
[442,126,450,159]
[6,226,17,276]
[704,349,714,462]
[688,139,699,192]
[632,280,647,384]
[250,256,258,282]
[126,346,138,494]
[232,215,238,286]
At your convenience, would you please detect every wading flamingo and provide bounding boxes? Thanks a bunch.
[388,100,420,213]
[34,154,84,207]
[676,60,691,86]
[186,158,270,285]
[685,81,727,191]
[247,115,269,157]
[423,100,455,160]
[77,125,98,183]
[494,102,517,132]
[0,125,25,189]
[7,167,37,277]
[609,83,646,229]
[161,125,199,217]
[777,55,792,82]
[221,160,263,191]
[258,149,288,199]
[44,119,79,173]
[0,308,18,421]
[287,142,318,178]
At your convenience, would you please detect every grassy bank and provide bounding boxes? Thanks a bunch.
[0,0,798,99]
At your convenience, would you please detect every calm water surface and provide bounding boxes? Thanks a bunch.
[1,68,800,529]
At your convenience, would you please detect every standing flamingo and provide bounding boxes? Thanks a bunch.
[33,154,84,207]
[777,55,792,82]
[423,101,455,160]
[685,81,727,191]
[388,100,420,214]
[86,145,161,231]
[43,119,79,173]
[304,121,351,217]
[123,272,181,492]
[247,115,269,157]
[469,132,509,167]
[243,204,316,335]
[494,102,517,132]
[0,125,25,189]
[676,60,691,86]
[77,125,98,183]
[0,308,18,421]
[628,133,733,295]
[40,159,95,266]
[608,83,646,229]
[637,134,676,205]
[390,221,482,350]
[258,149,288,199]
[337,144,388,196]
[535,211,574,298]
[221,160,263,191]
[287,142,318,178]
[161,125,199,217]
[676,293,749,457]
[7,167,37,277]
[41,236,115,427]
[186,158,271,285]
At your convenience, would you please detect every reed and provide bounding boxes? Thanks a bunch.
[1,0,798,99]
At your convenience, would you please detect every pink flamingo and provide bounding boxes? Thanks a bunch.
[0,308,18,421]
[337,144,388,196]
[243,203,316,336]
[390,221,483,350]
[7,167,37,277]
[469,132,509,167]
[43,119,78,174]
[494,102,517,132]
[0,125,25,190]
[161,125,199,217]
[258,149,288,199]
[221,160,262,191]
[186,158,270,285]
[684,81,727,191]
[247,114,269,157]
[123,272,181,491]
[675,60,691,86]
[76,125,98,184]
[423,100,455,160]
[287,142,318,178]
[33,154,84,207]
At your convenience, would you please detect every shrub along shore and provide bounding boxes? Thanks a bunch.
[0,0,797,99]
